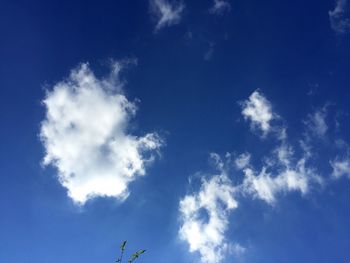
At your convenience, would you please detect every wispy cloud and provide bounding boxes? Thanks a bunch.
[331,156,350,178]
[179,154,242,263]
[234,152,251,170]
[329,139,350,179]
[241,90,282,137]
[179,139,324,261]
[150,0,184,31]
[204,42,215,61]
[304,106,328,138]
[179,91,349,262]
[239,95,324,204]
[329,0,350,34]
[209,0,231,15]
[40,62,163,204]
[240,143,322,204]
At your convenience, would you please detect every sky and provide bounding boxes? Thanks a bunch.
[1,0,350,262]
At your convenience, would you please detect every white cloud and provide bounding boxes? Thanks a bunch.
[331,157,350,178]
[150,0,184,31]
[209,0,231,15]
[40,62,163,204]
[329,0,350,34]
[178,91,349,261]
[241,90,276,136]
[179,143,323,262]
[304,107,328,138]
[234,153,251,170]
[179,156,241,263]
[178,89,350,262]
[241,144,321,204]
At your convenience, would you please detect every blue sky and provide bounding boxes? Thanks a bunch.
[1,0,350,262]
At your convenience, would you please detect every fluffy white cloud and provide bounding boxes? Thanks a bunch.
[331,157,350,178]
[40,62,163,204]
[179,156,241,263]
[209,0,231,15]
[150,0,184,31]
[329,0,350,34]
[241,90,276,136]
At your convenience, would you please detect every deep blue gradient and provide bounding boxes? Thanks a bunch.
[1,0,350,262]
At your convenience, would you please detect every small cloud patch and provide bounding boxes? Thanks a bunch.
[150,0,184,31]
